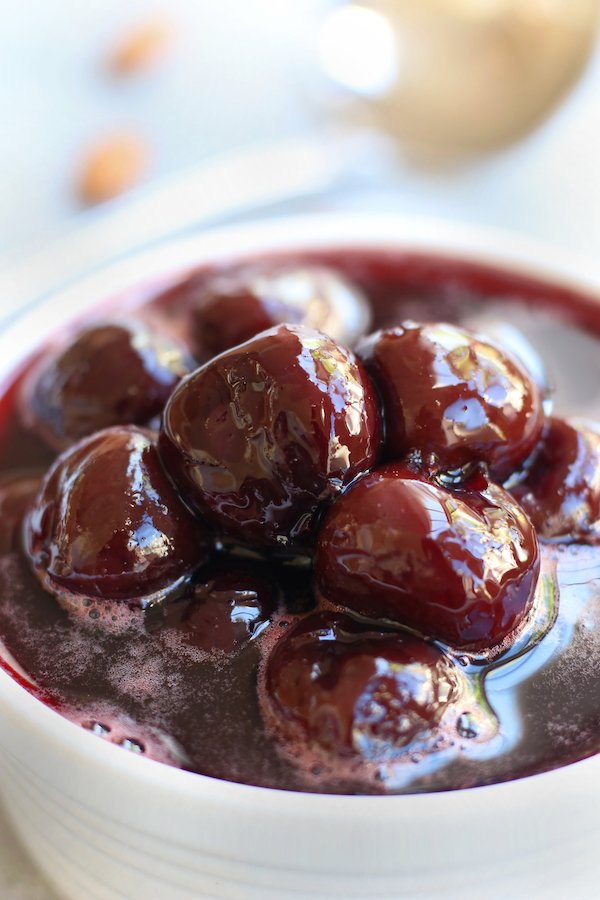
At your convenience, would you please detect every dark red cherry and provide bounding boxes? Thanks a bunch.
[20,319,194,451]
[356,322,545,482]
[184,263,371,359]
[25,427,210,601]
[161,560,279,653]
[314,463,540,650]
[510,417,600,542]
[265,611,460,756]
[159,324,381,548]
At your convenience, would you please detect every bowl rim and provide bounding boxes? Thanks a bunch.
[3,209,600,819]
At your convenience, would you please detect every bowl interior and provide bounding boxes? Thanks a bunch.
[2,211,600,822]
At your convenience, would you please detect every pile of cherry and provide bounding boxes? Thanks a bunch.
[18,260,600,765]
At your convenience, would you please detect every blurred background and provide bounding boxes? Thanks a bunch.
[2,0,600,288]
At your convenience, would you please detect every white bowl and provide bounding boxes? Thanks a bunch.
[1,213,600,900]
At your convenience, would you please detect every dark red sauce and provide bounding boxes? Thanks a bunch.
[1,248,600,794]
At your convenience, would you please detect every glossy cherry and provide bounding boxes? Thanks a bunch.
[265,611,460,756]
[25,426,211,601]
[20,319,193,450]
[159,324,381,548]
[161,560,280,653]
[315,463,540,650]
[184,262,371,359]
[510,417,600,542]
[356,322,545,482]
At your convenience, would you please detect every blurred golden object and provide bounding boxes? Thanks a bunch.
[108,16,175,76]
[77,134,149,205]
[320,0,600,159]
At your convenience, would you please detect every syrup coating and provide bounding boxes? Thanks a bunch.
[315,463,540,649]
[181,263,371,359]
[159,324,382,548]
[160,561,280,654]
[20,320,193,451]
[0,476,42,556]
[510,417,600,542]
[356,322,545,481]
[265,611,461,757]
[25,426,210,601]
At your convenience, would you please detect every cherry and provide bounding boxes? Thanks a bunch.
[161,560,280,653]
[183,263,371,360]
[314,463,540,650]
[264,611,460,756]
[356,322,545,482]
[20,319,194,451]
[25,426,211,602]
[159,324,381,548]
[509,417,600,542]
